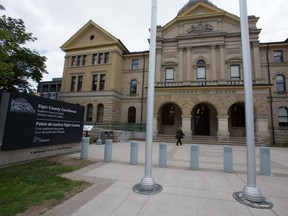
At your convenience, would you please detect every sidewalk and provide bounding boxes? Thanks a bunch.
[44,141,288,216]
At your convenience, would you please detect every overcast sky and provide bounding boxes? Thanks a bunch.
[1,0,287,82]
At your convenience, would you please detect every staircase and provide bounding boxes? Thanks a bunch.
[154,134,265,146]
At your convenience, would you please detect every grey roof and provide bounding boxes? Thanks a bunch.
[177,0,216,15]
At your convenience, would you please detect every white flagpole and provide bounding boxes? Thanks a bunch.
[133,0,162,194]
[239,0,263,203]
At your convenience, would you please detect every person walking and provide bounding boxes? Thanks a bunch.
[175,127,185,146]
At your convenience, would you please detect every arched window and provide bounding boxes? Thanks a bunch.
[86,104,93,122]
[162,103,174,125]
[128,107,136,123]
[278,107,288,127]
[196,60,206,81]
[276,75,286,92]
[97,104,104,122]
[130,79,137,94]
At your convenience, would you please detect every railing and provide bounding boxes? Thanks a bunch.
[155,80,251,88]
[92,122,146,132]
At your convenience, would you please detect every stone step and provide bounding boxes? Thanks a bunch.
[154,135,265,146]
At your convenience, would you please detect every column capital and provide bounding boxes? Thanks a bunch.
[217,115,230,119]
[252,41,260,47]
[218,44,225,49]
[156,48,162,54]
[181,115,192,118]
[210,45,217,49]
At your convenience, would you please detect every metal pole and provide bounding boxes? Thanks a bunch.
[239,0,263,203]
[133,0,162,194]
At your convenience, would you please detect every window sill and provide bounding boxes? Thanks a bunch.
[128,94,139,97]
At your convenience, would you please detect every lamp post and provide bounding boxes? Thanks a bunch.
[233,0,272,208]
[133,0,162,195]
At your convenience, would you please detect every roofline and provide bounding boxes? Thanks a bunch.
[123,50,149,56]
[61,20,129,53]
[260,39,288,46]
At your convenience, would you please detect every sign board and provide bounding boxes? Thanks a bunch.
[0,92,84,151]
[83,125,94,132]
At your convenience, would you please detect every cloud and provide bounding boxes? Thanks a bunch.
[1,0,287,83]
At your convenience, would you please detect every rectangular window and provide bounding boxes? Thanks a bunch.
[50,84,56,92]
[197,67,206,81]
[82,55,87,65]
[42,85,49,92]
[70,76,76,91]
[132,59,139,70]
[76,56,81,66]
[92,52,109,65]
[71,56,76,67]
[104,52,110,64]
[230,65,240,80]
[92,74,98,91]
[278,108,288,127]
[98,53,103,64]
[165,68,174,82]
[92,54,97,64]
[273,50,283,62]
[99,74,105,90]
[77,76,83,91]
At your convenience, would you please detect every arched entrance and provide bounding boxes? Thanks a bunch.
[193,104,210,135]
[191,103,218,136]
[158,103,182,135]
[228,103,246,137]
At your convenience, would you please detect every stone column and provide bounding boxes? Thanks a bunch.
[186,47,192,81]
[255,118,270,145]
[210,45,217,80]
[219,44,226,80]
[178,48,184,81]
[156,48,162,82]
[153,115,158,138]
[252,42,261,80]
[217,115,230,141]
[181,115,192,139]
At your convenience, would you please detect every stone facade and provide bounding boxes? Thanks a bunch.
[59,1,288,145]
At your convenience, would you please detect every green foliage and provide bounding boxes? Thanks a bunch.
[0,5,47,93]
[0,159,88,216]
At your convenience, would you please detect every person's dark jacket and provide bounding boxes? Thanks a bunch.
[176,129,184,139]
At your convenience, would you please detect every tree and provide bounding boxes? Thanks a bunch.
[0,5,47,93]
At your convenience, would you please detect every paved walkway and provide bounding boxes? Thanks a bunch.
[44,141,288,216]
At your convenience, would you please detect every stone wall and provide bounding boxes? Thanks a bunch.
[0,143,80,167]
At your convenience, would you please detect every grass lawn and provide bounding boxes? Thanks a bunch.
[0,157,95,216]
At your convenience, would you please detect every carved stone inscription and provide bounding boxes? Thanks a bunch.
[187,23,214,33]
[226,48,242,55]
[192,48,208,54]
[163,52,177,58]
[176,90,236,95]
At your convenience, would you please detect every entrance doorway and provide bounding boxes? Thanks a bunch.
[158,103,182,134]
[193,104,210,135]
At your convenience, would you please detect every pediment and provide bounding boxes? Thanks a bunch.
[178,3,221,18]
[161,2,240,37]
[61,20,126,51]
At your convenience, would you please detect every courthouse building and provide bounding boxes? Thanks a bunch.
[59,0,288,145]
